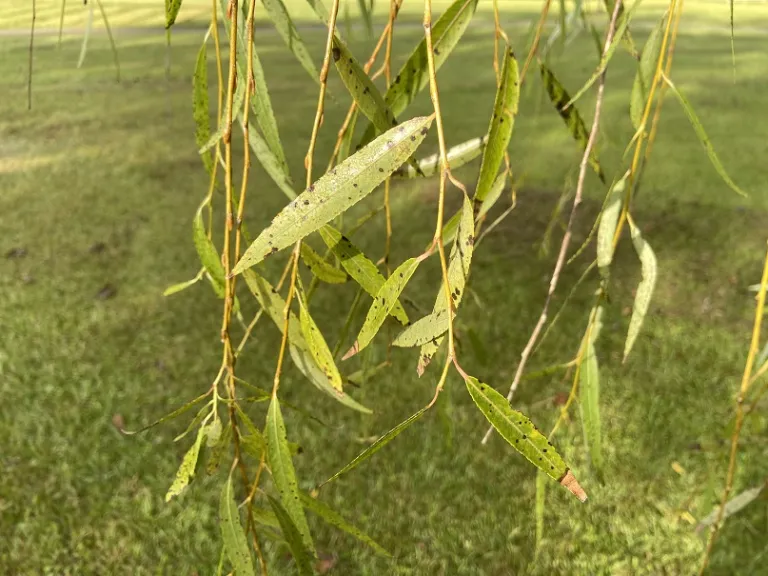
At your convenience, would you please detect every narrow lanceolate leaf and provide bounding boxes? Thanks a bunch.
[268,496,315,575]
[418,193,474,375]
[261,0,319,85]
[193,203,225,292]
[596,171,629,274]
[696,484,765,532]
[304,0,330,22]
[339,108,359,164]
[579,315,603,480]
[630,13,665,131]
[245,120,296,201]
[477,171,508,220]
[535,469,546,554]
[393,135,487,178]
[539,61,605,183]
[165,424,206,502]
[663,74,748,198]
[319,226,409,325]
[219,476,256,576]
[300,243,348,284]
[321,407,429,486]
[346,361,390,386]
[624,216,658,361]
[233,116,434,274]
[206,423,231,475]
[242,269,304,347]
[199,77,245,155]
[358,0,479,147]
[474,48,519,210]
[121,394,210,435]
[165,0,183,28]
[297,289,344,392]
[464,376,587,502]
[345,257,422,359]
[78,2,94,69]
[289,345,372,413]
[267,397,315,555]
[300,493,391,556]
[174,403,213,442]
[393,309,450,347]
[164,274,202,296]
[193,40,213,174]
[603,0,639,58]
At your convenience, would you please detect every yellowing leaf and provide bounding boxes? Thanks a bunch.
[261,0,319,85]
[267,397,315,555]
[268,496,315,575]
[193,39,213,174]
[579,310,603,480]
[535,469,546,555]
[345,256,422,359]
[165,0,183,28]
[319,225,409,325]
[165,423,206,502]
[464,376,587,502]
[630,13,665,131]
[393,309,450,348]
[539,61,605,183]
[596,171,629,274]
[393,136,487,179]
[476,171,508,220]
[624,215,658,361]
[163,274,202,296]
[233,116,434,274]
[300,243,348,284]
[193,201,225,294]
[297,288,343,392]
[219,476,256,576]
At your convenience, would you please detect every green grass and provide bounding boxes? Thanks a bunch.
[2,4,768,575]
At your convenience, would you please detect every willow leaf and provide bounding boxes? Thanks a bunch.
[220,476,256,576]
[199,76,245,155]
[289,345,372,413]
[261,0,319,84]
[242,269,304,348]
[418,193,474,375]
[345,257,422,359]
[78,2,94,69]
[164,274,202,296]
[579,320,603,480]
[300,493,391,556]
[465,376,587,501]
[321,407,428,486]
[193,205,225,291]
[121,393,209,435]
[630,13,665,131]
[535,469,546,554]
[206,423,231,475]
[244,119,296,200]
[165,424,206,502]
[624,216,658,361]
[596,171,629,274]
[393,309,450,347]
[300,243,348,284]
[297,289,344,392]
[174,403,213,442]
[696,484,765,532]
[165,0,183,28]
[193,40,212,173]
[358,0,479,147]
[252,506,280,528]
[663,74,747,197]
[233,116,433,274]
[268,496,315,575]
[346,361,390,386]
[319,225,409,325]
[267,397,315,555]
[539,61,605,183]
[304,0,330,22]
[474,48,519,208]
[603,0,638,57]
[339,108,359,164]
[393,135,487,179]
[477,171,508,220]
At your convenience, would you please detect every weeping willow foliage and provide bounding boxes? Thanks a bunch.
[43,0,761,572]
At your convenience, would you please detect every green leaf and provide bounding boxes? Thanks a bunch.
[206,422,231,475]
[165,423,206,502]
[630,13,665,131]
[261,0,319,85]
[236,404,268,458]
[535,469,546,555]
[579,312,603,480]
[304,0,330,22]
[476,171,508,220]
[464,376,587,501]
[289,345,373,413]
[319,225,409,325]
[300,493,391,556]
[300,244,348,284]
[242,269,305,347]
[663,74,748,198]
[394,135,487,179]
[267,396,315,555]
[219,476,256,576]
[344,257,422,359]
[338,108,359,164]
[193,34,212,174]
[539,61,605,183]
[174,403,213,442]
[244,119,296,201]
[252,506,280,528]
[268,496,315,575]
[418,193,474,375]
[346,361,390,386]
[120,393,210,435]
[596,170,629,274]
[297,288,344,392]
[603,0,639,58]
[393,309,450,348]
[624,215,658,361]
[165,0,183,28]
[474,48,519,209]
[163,274,202,296]
[233,116,434,274]
[198,76,245,155]
[696,484,765,532]
[193,202,226,295]
[321,407,428,486]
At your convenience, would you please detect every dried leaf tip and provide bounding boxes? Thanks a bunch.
[559,469,587,502]
[342,341,360,361]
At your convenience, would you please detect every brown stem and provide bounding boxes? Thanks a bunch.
[482,0,623,445]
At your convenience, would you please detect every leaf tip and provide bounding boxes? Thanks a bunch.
[342,342,359,361]
[559,469,587,502]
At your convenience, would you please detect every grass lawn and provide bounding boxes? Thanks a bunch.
[2,2,768,575]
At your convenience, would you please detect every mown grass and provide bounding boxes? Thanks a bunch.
[1,4,768,575]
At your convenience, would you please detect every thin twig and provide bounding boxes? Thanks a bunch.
[28,0,36,110]
[519,0,552,85]
[699,242,768,574]
[482,0,623,445]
